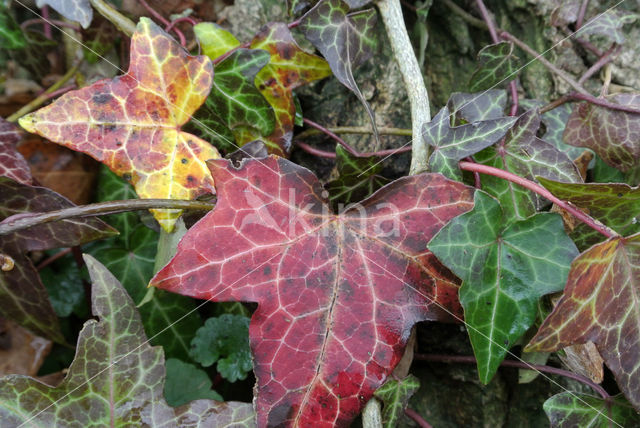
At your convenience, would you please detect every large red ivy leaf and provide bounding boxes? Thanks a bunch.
[526,233,640,410]
[151,156,474,426]
[18,18,220,232]
[0,118,31,185]
[0,178,117,342]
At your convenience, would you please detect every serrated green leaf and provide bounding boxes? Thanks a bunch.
[164,358,223,406]
[373,375,420,428]
[544,393,640,427]
[537,176,640,250]
[447,90,507,123]
[428,191,578,383]
[0,255,255,426]
[300,0,379,141]
[326,145,390,210]
[474,109,581,221]
[424,106,516,180]
[190,314,253,382]
[469,42,519,92]
[581,9,638,44]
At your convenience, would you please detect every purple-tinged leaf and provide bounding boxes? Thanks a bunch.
[0,118,31,185]
[447,90,507,123]
[468,42,519,92]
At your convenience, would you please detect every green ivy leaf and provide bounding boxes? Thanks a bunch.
[190,314,253,382]
[423,106,516,180]
[469,42,519,92]
[300,0,379,141]
[373,375,420,428]
[581,9,638,44]
[544,393,640,427]
[326,145,390,210]
[474,109,581,221]
[0,255,255,426]
[447,90,507,123]
[0,4,27,49]
[194,22,243,60]
[164,358,223,406]
[428,191,578,383]
[40,253,86,318]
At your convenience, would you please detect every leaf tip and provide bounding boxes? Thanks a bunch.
[18,114,37,134]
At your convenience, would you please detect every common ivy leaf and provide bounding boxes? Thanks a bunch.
[35,0,93,29]
[474,109,581,221]
[543,392,640,427]
[190,314,252,382]
[151,156,474,426]
[300,0,380,142]
[0,178,116,342]
[195,22,331,156]
[468,42,519,92]
[40,253,86,318]
[580,9,638,44]
[0,5,27,50]
[164,358,223,406]
[326,144,390,210]
[0,118,31,185]
[537,177,640,249]
[428,191,578,383]
[0,255,255,426]
[18,18,220,232]
[563,93,640,172]
[527,233,640,410]
[373,375,420,428]
[447,90,507,123]
[423,106,516,180]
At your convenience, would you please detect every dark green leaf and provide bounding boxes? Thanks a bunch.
[300,0,379,141]
[40,253,86,318]
[424,106,516,180]
[0,5,27,49]
[563,93,640,172]
[544,393,640,427]
[447,90,507,123]
[469,42,519,92]
[164,358,223,406]
[428,191,578,382]
[474,109,581,221]
[190,314,252,382]
[373,375,420,428]
[326,145,390,210]
[0,255,255,426]
[581,9,638,44]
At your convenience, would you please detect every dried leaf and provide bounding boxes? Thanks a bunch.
[151,156,474,426]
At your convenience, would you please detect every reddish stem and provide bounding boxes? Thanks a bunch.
[464,157,482,189]
[573,36,604,57]
[41,5,52,39]
[165,16,198,33]
[569,91,640,114]
[38,84,76,101]
[415,354,610,401]
[576,0,590,30]
[36,247,72,270]
[578,45,620,84]
[138,0,186,46]
[296,141,336,158]
[296,140,411,158]
[405,408,433,428]
[303,118,360,156]
[458,161,618,239]
[21,18,81,32]
[509,81,519,116]
[288,18,302,29]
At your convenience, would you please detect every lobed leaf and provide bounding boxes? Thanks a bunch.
[19,18,220,232]
[373,375,420,428]
[0,177,116,342]
[428,191,578,383]
[0,117,31,185]
[423,106,516,180]
[0,255,255,426]
[474,109,581,221]
[468,42,519,92]
[543,392,640,427]
[300,0,379,142]
[563,93,640,172]
[151,156,474,426]
[527,233,640,410]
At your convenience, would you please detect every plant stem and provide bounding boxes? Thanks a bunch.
[165,16,199,33]
[576,0,590,30]
[6,64,80,122]
[303,118,360,156]
[442,0,488,30]
[0,199,214,236]
[499,32,590,96]
[578,45,620,85]
[20,18,80,32]
[458,161,618,239]
[41,5,52,39]
[36,247,72,270]
[89,0,136,37]
[376,0,431,174]
[415,353,610,401]
[296,125,412,140]
[296,140,411,158]
[475,0,519,116]
[405,408,433,428]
